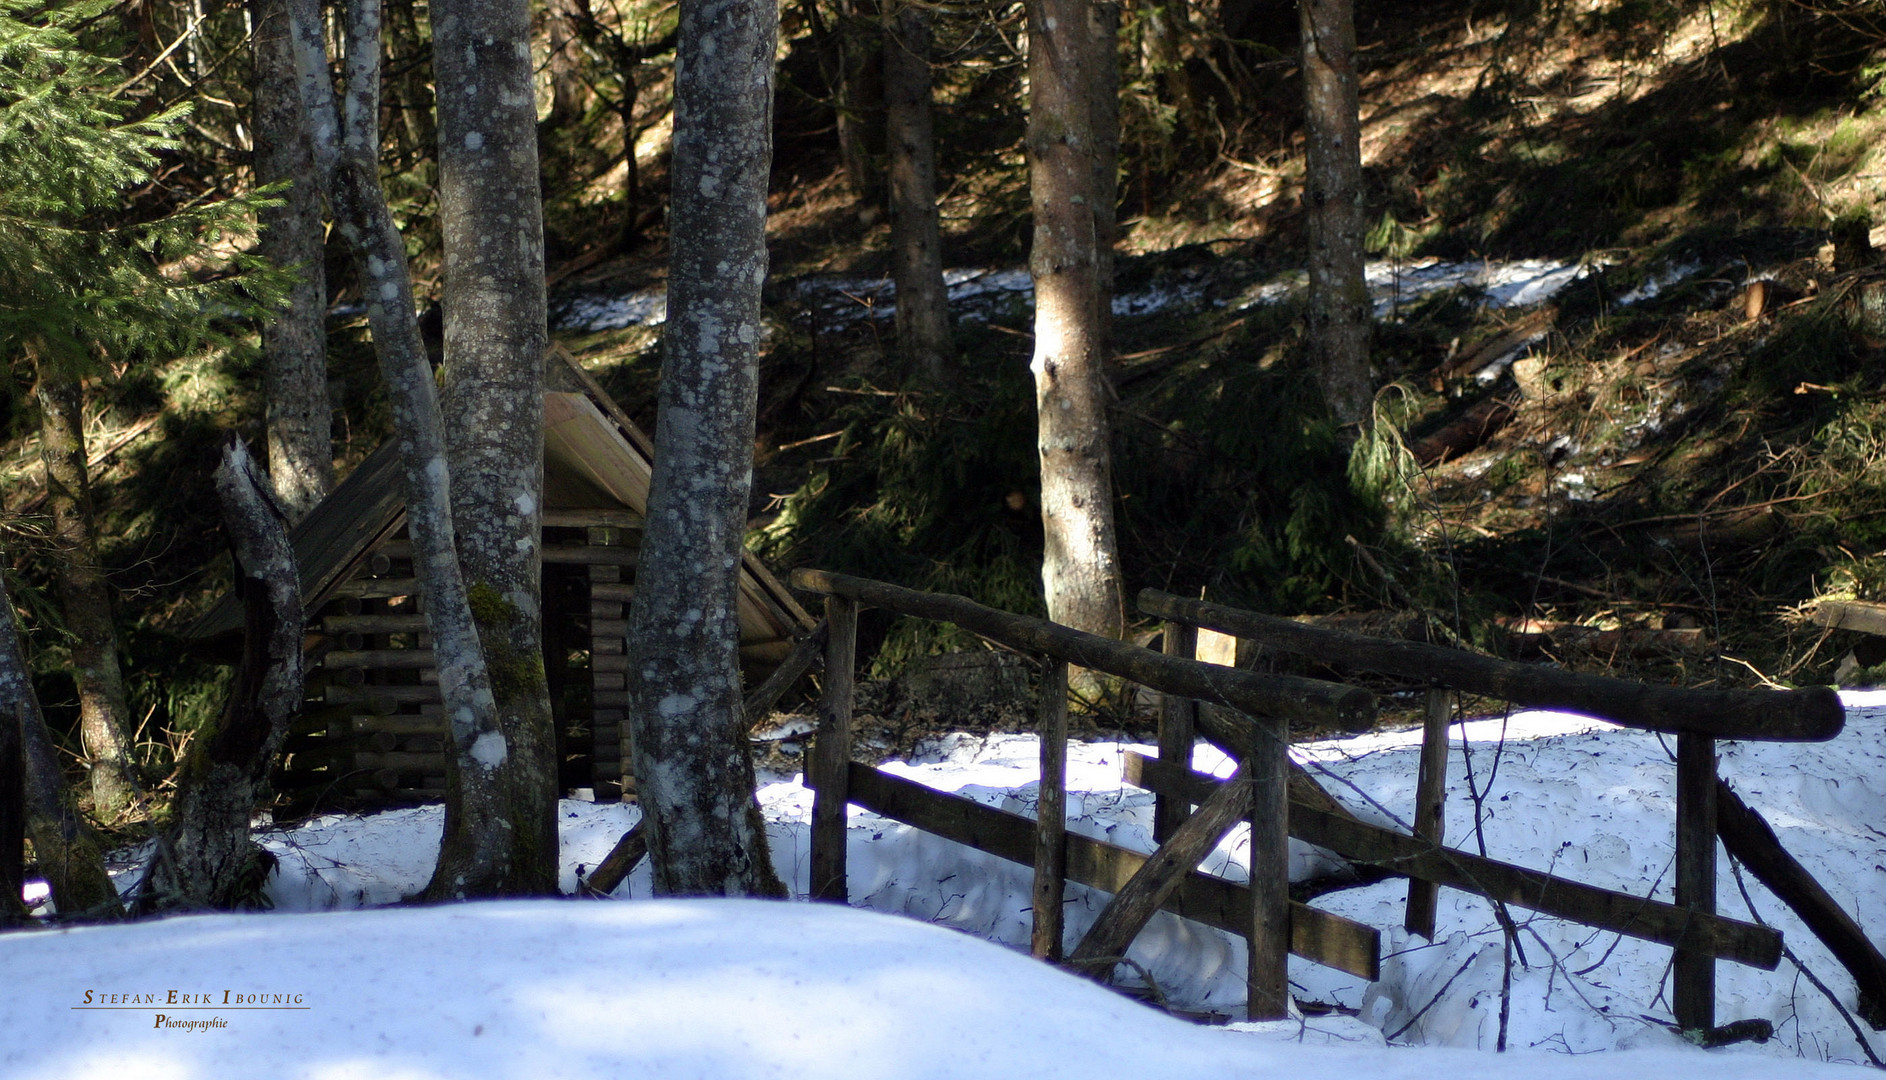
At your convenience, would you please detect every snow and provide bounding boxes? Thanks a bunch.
[9,696,1886,1077]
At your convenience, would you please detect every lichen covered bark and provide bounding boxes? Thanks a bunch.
[1026,0,1125,640]
[430,0,560,897]
[1299,0,1372,432]
[32,360,139,821]
[625,0,786,898]
[286,0,509,899]
[251,0,333,523]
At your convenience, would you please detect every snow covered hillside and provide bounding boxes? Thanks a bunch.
[8,694,1886,1076]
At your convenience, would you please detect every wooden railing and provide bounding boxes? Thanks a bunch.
[1139,589,1846,1034]
[792,568,1379,1020]
[791,568,1854,1031]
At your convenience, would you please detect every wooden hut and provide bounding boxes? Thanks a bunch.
[190,350,813,808]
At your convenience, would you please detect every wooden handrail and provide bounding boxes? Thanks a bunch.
[791,569,1374,730]
[1139,590,1843,742]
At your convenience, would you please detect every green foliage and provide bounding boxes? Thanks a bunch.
[0,0,286,376]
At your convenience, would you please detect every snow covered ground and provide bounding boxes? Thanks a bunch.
[7,694,1885,1077]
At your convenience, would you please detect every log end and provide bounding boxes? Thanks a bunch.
[1774,685,1846,742]
[1334,686,1377,733]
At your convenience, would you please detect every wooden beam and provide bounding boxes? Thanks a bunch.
[1033,659,1068,961]
[583,821,647,896]
[543,508,644,529]
[1674,732,1718,1032]
[1405,688,1451,939]
[1070,762,1250,970]
[327,577,421,599]
[321,614,428,634]
[1123,752,1781,970]
[322,649,437,670]
[833,761,1380,980]
[810,597,856,902]
[1155,622,1198,842]
[791,570,1373,731]
[742,621,828,722]
[1812,600,1886,638]
[1139,590,1841,742]
[1717,779,1886,1028]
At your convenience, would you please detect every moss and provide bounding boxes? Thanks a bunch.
[464,581,547,698]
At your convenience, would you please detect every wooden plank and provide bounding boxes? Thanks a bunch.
[1812,600,1886,638]
[1070,761,1250,969]
[322,614,428,634]
[544,508,644,529]
[1138,590,1841,742]
[1033,659,1069,961]
[810,597,856,902]
[1123,753,1781,970]
[741,622,828,721]
[1156,622,1198,842]
[835,761,1379,980]
[326,577,421,599]
[791,570,1373,731]
[1674,732,1718,1031]
[589,581,636,603]
[542,544,643,566]
[353,750,449,771]
[1717,779,1886,1027]
[1405,688,1451,939]
[322,685,441,707]
[348,714,447,736]
[583,821,647,896]
[323,649,437,670]
[1247,714,1292,1020]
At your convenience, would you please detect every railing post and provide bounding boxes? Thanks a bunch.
[0,708,20,925]
[1247,711,1291,1020]
[810,596,857,902]
[1674,731,1718,1033]
[1032,658,1068,960]
[1156,621,1198,842]
[1405,687,1451,938]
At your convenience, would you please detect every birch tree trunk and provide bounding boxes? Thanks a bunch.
[625,0,786,898]
[431,0,561,896]
[136,440,302,913]
[1299,0,1371,432]
[287,0,509,899]
[1026,0,1125,640]
[0,567,119,919]
[32,359,139,822]
[251,0,333,522]
[883,0,951,384]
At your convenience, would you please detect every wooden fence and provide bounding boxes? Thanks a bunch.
[792,568,1856,1032]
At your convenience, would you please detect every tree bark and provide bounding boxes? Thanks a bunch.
[624,0,786,898]
[251,0,333,523]
[135,440,302,913]
[1026,0,1125,640]
[288,0,509,901]
[430,0,561,897]
[883,0,951,384]
[32,359,139,822]
[1088,0,1120,354]
[0,564,119,919]
[1299,0,1371,431]
[835,0,883,202]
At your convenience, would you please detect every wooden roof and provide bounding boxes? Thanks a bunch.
[189,348,813,643]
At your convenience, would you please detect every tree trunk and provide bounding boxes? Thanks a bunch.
[625,0,786,899]
[430,0,561,897]
[32,360,139,822]
[0,565,119,919]
[540,0,587,130]
[250,0,333,522]
[835,0,883,203]
[1299,0,1371,431]
[135,440,302,913]
[1089,0,1120,354]
[883,0,951,384]
[288,0,509,901]
[1026,0,1125,640]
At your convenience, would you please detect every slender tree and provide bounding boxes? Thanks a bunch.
[1025,0,1125,640]
[1299,0,1371,431]
[284,0,511,900]
[429,0,561,897]
[33,358,139,820]
[883,0,951,383]
[624,0,786,897]
[251,0,334,522]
